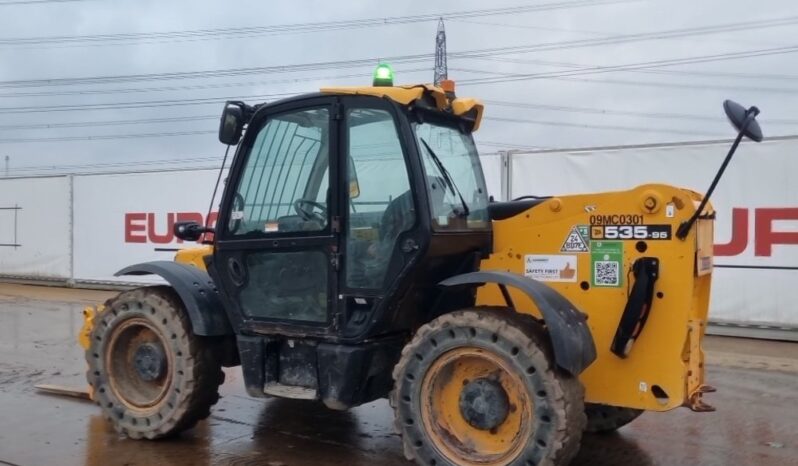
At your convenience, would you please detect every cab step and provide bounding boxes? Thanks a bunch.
[263,383,318,400]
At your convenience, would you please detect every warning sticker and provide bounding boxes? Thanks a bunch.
[524,255,578,283]
[590,241,623,288]
[561,225,590,253]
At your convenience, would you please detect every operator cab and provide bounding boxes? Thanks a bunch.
[205,69,492,350]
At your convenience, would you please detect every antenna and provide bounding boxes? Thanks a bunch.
[434,18,448,85]
[4,155,8,177]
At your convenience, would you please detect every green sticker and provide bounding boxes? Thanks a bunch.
[590,241,623,287]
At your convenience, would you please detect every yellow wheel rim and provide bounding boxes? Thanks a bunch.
[420,346,532,465]
[105,317,173,413]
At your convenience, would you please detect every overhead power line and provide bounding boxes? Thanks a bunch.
[0,130,215,144]
[0,92,295,114]
[0,0,89,5]
[454,65,798,95]
[445,15,798,59]
[555,75,798,94]
[450,17,607,36]
[457,45,798,85]
[0,110,724,144]
[483,116,723,137]
[4,97,797,134]
[0,114,218,130]
[0,68,430,99]
[5,155,221,174]
[3,44,796,116]
[478,140,551,150]
[463,56,798,82]
[0,0,632,48]
[484,100,798,125]
[0,15,795,89]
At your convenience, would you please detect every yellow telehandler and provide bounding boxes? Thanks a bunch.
[79,64,763,465]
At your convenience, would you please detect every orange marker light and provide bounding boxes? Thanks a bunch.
[440,79,456,93]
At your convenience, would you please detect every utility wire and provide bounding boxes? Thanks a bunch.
[0,0,89,5]
[0,0,634,48]
[0,109,726,144]
[5,156,221,173]
[461,56,798,82]
[0,114,218,130]
[0,68,430,99]
[478,140,551,150]
[0,130,216,144]
[484,100,798,125]
[0,15,795,89]
[3,45,796,116]
[555,75,798,94]
[4,99,798,133]
[457,45,798,85]
[483,116,724,137]
[453,65,798,95]
[0,92,295,114]
[450,17,608,36]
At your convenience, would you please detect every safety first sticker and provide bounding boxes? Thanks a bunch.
[560,226,590,253]
[524,255,577,283]
[590,241,623,288]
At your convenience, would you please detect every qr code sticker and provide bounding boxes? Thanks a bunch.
[594,260,619,286]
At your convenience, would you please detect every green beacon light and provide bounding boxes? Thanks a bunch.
[373,63,394,87]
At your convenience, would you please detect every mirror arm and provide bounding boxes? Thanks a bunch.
[676,109,757,240]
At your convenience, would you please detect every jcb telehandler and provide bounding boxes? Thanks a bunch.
[79,64,763,465]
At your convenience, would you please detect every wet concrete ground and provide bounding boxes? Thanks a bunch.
[0,283,796,466]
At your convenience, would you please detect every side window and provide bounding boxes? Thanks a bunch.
[345,108,415,289]
[228,107,330,237]
[415,122,490,230]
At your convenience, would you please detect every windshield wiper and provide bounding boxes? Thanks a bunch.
[419,137,470,218]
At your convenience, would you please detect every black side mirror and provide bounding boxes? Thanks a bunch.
[174,221,212,242]
[723,100,763,142]
[219,101,245,145]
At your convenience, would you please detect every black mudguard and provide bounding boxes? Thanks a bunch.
[116,261,233,336]
[440,271,597,375]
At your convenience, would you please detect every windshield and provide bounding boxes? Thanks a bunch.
[414,121,490,230]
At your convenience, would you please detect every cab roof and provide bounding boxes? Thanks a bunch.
[320,84,484,131]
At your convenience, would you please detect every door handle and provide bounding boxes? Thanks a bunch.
[227,257,246,286]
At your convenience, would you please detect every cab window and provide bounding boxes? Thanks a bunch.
[414,121,490,230]
[228,107,330,237]
[345,108,415,289]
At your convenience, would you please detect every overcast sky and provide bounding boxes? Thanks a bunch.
[0,0,796,175]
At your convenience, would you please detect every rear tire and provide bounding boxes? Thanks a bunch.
[584,404,643,434]
[86,286,225,439]
[392,309,585,466]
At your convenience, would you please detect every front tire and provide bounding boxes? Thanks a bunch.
[86,286,224,439]
[392,309,585,466]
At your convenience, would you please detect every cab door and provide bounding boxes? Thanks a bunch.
[213,98,340,335]
[339,99,419,337]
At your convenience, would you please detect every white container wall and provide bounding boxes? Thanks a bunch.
[479,154,504,201]
[72,168,221,283]
[0,176,71,279]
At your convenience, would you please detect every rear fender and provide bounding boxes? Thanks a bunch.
[440,271,597,375]
[116,261,232,336]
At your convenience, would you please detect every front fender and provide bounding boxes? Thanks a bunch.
[116,261,232,336]
[440,271,597,375]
